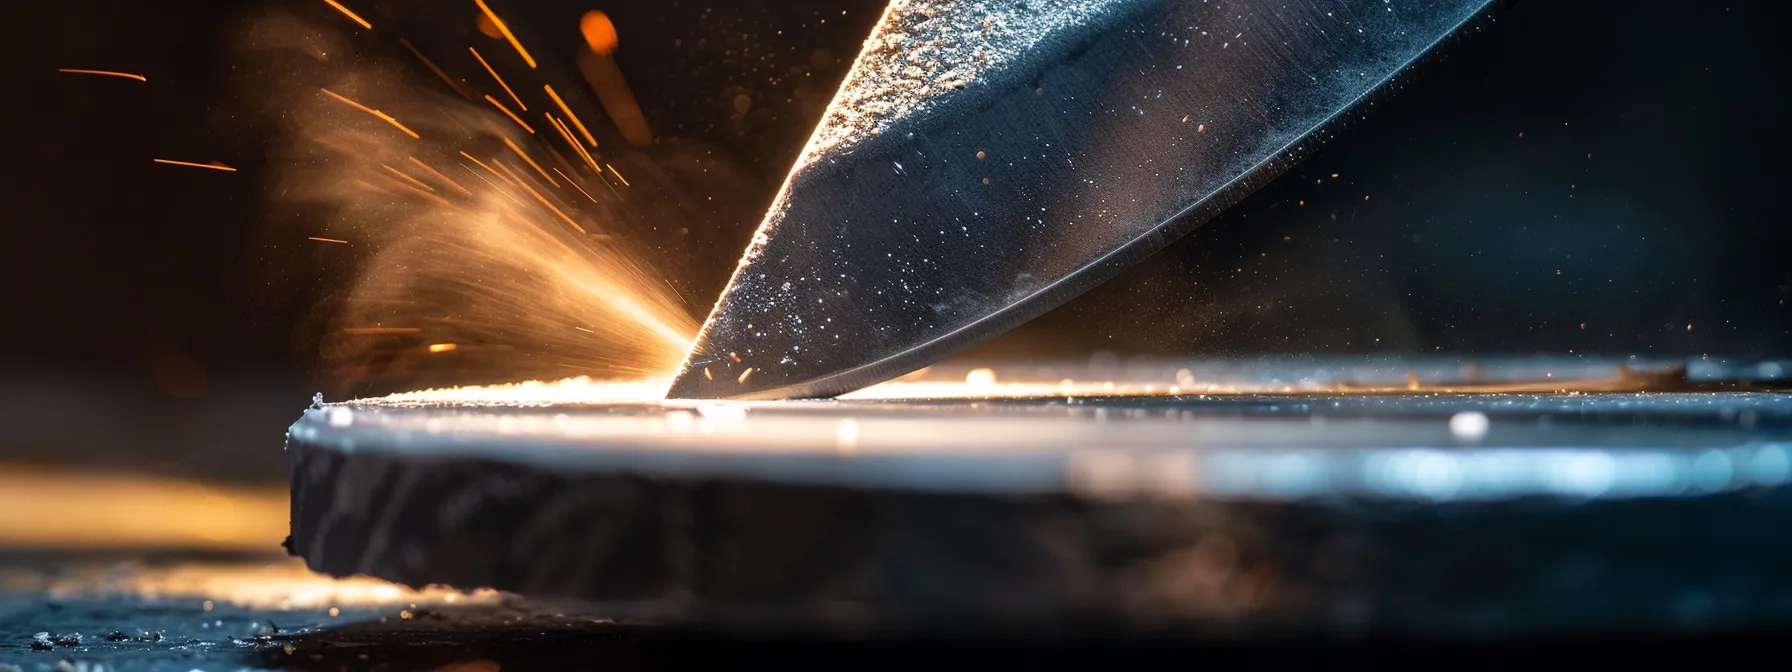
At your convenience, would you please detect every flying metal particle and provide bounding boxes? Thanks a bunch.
[493,159,584,233]
[400,38,474,100]
[470,46,527,111]
[58,69,147,82]
[546,113,601,174]
[474,0,536,68]
[381,163,436,192]
[308,236,349,244]
[320,88,420,139]
[321,0,372,30]
[427,343,458,353]
[153,159,236,171]
[737,367,755,384]
[605,163,630,186]
[543,85,598,147]
[502,136,558,187]
[485,95,535,133]
[555,167,598,202]
[408,156,474,196]
[458,151,506,181]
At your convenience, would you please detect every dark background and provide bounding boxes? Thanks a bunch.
[2,0,1787,483]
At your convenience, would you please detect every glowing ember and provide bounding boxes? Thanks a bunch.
[58,68,147,82]
[320,0,372,30]
[474,0,536,69]
[470,46,527,112]
[153,158,236,171]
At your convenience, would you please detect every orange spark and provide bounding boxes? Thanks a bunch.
[543,85,597,147]
[340,327,419,334]
[153,159,236,172]
[400,38,473,100]
[308,236,349,244]
[474,0,536,68]
[321,0,372,29]
[502,136,558,187]
[320,88,419,139]
[493,161,584,233]
[459,151,515,187]
[484,95,534,134]
[377,169,454,208]
[605,163,630,186]
[540,144,581,182]
[58,69,147,82]
[380,163,435,192]
[469,47,526,112]
[408,156,473,196]
[554,167,598,203]
[546,112,601,174]
[427,343,458,353]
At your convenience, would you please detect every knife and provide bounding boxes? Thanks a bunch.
[669,0,1497,399]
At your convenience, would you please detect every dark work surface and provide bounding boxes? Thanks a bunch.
[5,570,1792,672]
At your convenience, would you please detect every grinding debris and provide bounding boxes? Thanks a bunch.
[800,0,1145,168]
[27,632,82,649]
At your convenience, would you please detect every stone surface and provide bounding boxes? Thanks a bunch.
[287,389,1792,638]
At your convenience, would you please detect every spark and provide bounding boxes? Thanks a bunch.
[605,163,630,186]
[376,169,455,207]
[594,294,691,351]
[474,0,536,68]
[459,163,526,208]
[493,161,585,233]
[469,47,526,111]
[340,327,419,334]
[554,167,598,203]
[380,163,435,192]
[320,88,419,139]
[543,85,597,147]
[737,367,755,384]
[308,237,349,244]
[546,112,601,174]
[427,343,458,353]
[407,156,473,196]
[457,150,508,183]
[484,95,534,134]
[154,159,236,171]
[58,69,147,82]
[321,0,372,30]
[551,165,594,202]
[539,144,581,183]
[503,136,558,187]
[400,38,473,100]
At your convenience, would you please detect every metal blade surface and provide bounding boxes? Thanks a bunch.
[671,0,1496,399]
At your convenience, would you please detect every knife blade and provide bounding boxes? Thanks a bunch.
[670,0,1496,399]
